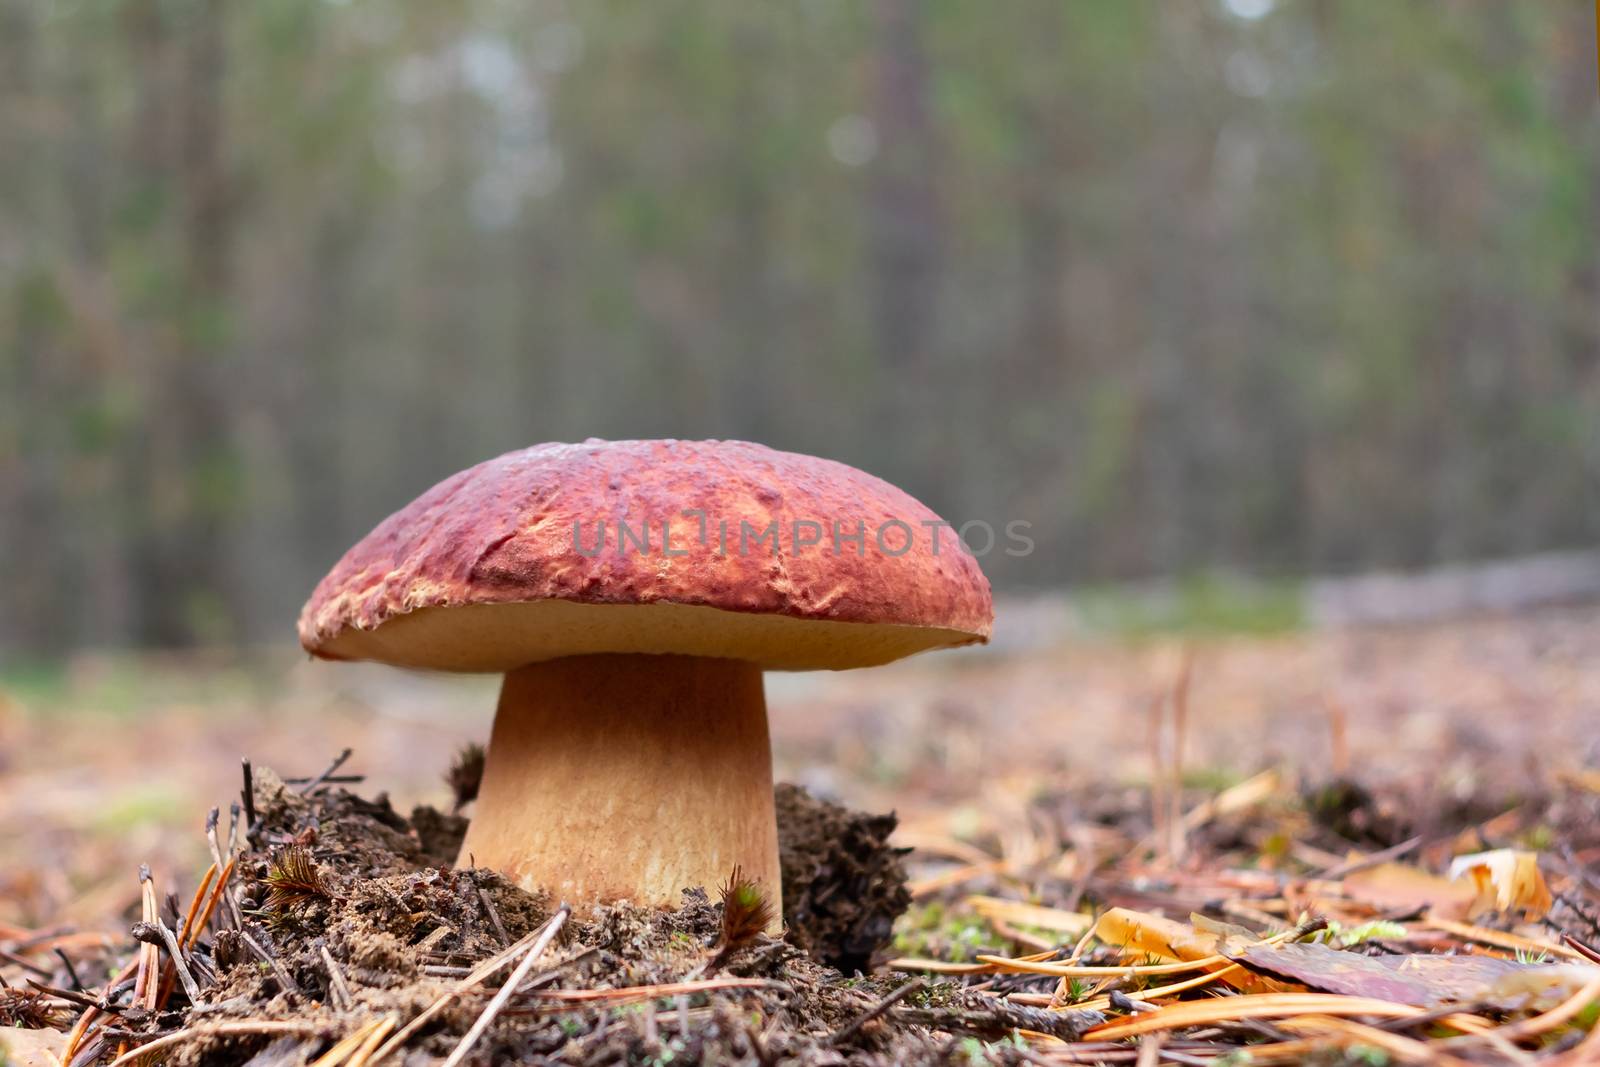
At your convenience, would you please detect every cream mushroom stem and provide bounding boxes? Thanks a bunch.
[456,653,782,928]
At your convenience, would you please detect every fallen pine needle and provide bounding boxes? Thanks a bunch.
[888,948,1059,975]
[1280,1015,1475,1067]
[310,1018,384,1067]
[368,908,568,1066]
[187,857,237,951]
[104,1021,323,1067]
[1423,914,1590,963]
[1083,993,1425,1040]
[530,977,776,1005]
[440,905,570,1067]
[1451,969,1600,1047]
[347,1015,397,1067]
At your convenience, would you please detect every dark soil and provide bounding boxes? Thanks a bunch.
[93,768,1092,1066]
[775,784,912,976]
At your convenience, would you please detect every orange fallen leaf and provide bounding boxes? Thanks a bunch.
[1448,850,1553,920]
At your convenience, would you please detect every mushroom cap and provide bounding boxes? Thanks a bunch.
[298,439,993,671]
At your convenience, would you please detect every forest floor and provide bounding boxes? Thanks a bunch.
[1,604,1598,1064]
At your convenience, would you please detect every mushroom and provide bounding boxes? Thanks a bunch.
[298,439,992,923]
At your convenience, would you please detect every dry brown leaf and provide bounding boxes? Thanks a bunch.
[0,1025,67,1067]
[1236,941,1573,1008]
[1448,849,1553,920]
[1340,862,1476,918]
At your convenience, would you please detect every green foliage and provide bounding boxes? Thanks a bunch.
[0,1,1595,655]
[1077,573,1305,637]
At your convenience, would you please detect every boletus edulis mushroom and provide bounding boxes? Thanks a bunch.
[298,439,992,926]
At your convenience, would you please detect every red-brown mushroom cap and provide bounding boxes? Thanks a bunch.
[298,438,993,671]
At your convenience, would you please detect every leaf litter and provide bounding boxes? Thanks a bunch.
[5,616,1600,1064]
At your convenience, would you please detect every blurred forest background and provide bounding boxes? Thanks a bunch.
[1,0,1597,656]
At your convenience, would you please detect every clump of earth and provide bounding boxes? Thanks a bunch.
[100,767,1087,1066]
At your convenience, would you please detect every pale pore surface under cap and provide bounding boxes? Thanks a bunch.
[316,598,981,672]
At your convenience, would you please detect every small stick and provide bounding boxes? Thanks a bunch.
[132,919,202,1005]
[321,945,353,1012]
[284,774,363,785]
[241,759,258,841]
[56,947,84,991]
[440,906,570,1067]
[135,867,159,1013]
[0,947,52,977]
[237,929,301,998]
[300,748,355,795]
[1314,835,1426,880]
[829,978,925,1046]
[226,802,241,856]
[478,887,510,946]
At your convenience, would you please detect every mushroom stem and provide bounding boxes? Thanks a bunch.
[457,653,782,927]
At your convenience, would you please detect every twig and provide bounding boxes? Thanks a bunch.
[237,929,301,998]
[55,947,84,991]
[1314,835,1426,880]
[478,887,511,946]
[829,978,925,1046]
[134,866,159,1013]
[299,748,355,795]
[440,905,570,1067]
[241,758,258,842]
[0,947,51,977]
[131,919,202,1005]
[528,977,782,1008]
[321,945,353,1012]
[896,997,1102,1041]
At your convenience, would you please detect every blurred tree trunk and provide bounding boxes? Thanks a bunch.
[126,0,240,646]
[867,0,942,482]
